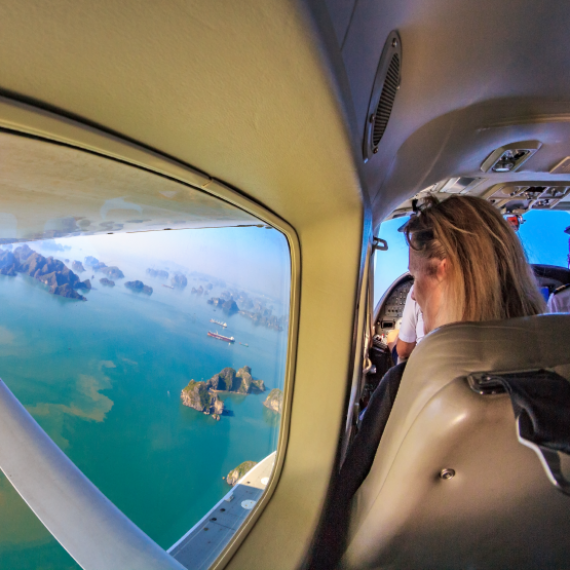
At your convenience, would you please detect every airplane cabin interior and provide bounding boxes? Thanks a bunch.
[0,1,569,569]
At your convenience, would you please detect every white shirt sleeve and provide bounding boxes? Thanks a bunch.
[547,292,556,313]
[548,287,570,313]
[416,308,425,343]
[398,287,418,343]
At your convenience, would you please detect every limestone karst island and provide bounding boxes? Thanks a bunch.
[181,366,265,420]
[0,245,91,300]
[263,388,284,414]
[125,280,153,295]
[84,256,125,280]
[225,461,257,486]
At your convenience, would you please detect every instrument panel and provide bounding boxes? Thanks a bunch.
[374,275,413,338]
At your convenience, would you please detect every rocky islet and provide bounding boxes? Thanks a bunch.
[263,388,283,414]
[225,460,258,486]
[181,380,224,420]
[0,245,90,300]
[180,366,268,420]
[125,280,153,296]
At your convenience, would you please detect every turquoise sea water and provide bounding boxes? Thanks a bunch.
[0,266,287,569]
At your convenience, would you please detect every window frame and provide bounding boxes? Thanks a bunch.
[0,94,301,570]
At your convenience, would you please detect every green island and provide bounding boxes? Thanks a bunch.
[180,366,266,420]
[263,388,283,414]
[225,460,258,486]
[208,366,265,394]
[181,380,224,420]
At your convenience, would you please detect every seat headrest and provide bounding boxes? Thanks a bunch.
[392,313,570,461]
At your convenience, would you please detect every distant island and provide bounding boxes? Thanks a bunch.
[226,460,257,486]
[147,268,169,279]
[207,297,239,315]
[263,388,283,414]
[72,260,85,273]
[84,256,124,279]
[239,309,286,331]
[84,256,105,269]
[125,280,153,295]
[207,289,286,330]
[171,274,188,289]
[0,245,89,300]
[99,277,115,287]
[208,366,265,393]
[100,266,125,280]
[180,366,265,419]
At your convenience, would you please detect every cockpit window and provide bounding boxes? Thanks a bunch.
[375,207,570,312]
[373,216,410,307]
[518,210,570,267]
[0,133,293,569]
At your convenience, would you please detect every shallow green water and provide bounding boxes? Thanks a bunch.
[0,270,286,568]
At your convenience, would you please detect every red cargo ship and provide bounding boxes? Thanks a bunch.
[207,331,235,343]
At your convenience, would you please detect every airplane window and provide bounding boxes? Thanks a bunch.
[0,133,292,569]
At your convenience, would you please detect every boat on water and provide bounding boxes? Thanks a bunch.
[210,318,227,328]
[207,331,235,343]
[239,342,249,347]
[162,284,174,289]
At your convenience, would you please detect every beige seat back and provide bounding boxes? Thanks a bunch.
[344,314,570,570]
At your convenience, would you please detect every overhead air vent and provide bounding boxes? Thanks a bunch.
[480,141,541,173]
[363,30,402,161]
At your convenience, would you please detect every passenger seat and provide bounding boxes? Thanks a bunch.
[343,314,570,570]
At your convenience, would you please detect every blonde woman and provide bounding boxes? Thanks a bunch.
[405,194,544,333]
[310,195,544,570]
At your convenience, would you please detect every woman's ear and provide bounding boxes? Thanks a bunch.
[436,258,449,281]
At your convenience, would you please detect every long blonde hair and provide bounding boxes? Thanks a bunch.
[404,195,545,322]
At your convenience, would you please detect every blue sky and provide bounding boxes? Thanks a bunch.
[518,210,570,266]
[49,225,291,302]
[373,210,570,307]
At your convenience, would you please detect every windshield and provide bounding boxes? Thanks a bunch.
[518,210,570,268]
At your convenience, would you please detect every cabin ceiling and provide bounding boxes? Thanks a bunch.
[3,1,570,231]
[0,0,363,233]
[322,0,570,226]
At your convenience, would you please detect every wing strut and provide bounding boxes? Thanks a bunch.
[0,379,186,570]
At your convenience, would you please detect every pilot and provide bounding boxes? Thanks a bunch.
[548,283,570,313]
[396,285,424,361]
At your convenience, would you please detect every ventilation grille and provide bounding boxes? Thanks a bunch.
[373,54,400,147]
[363,30,401,161]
